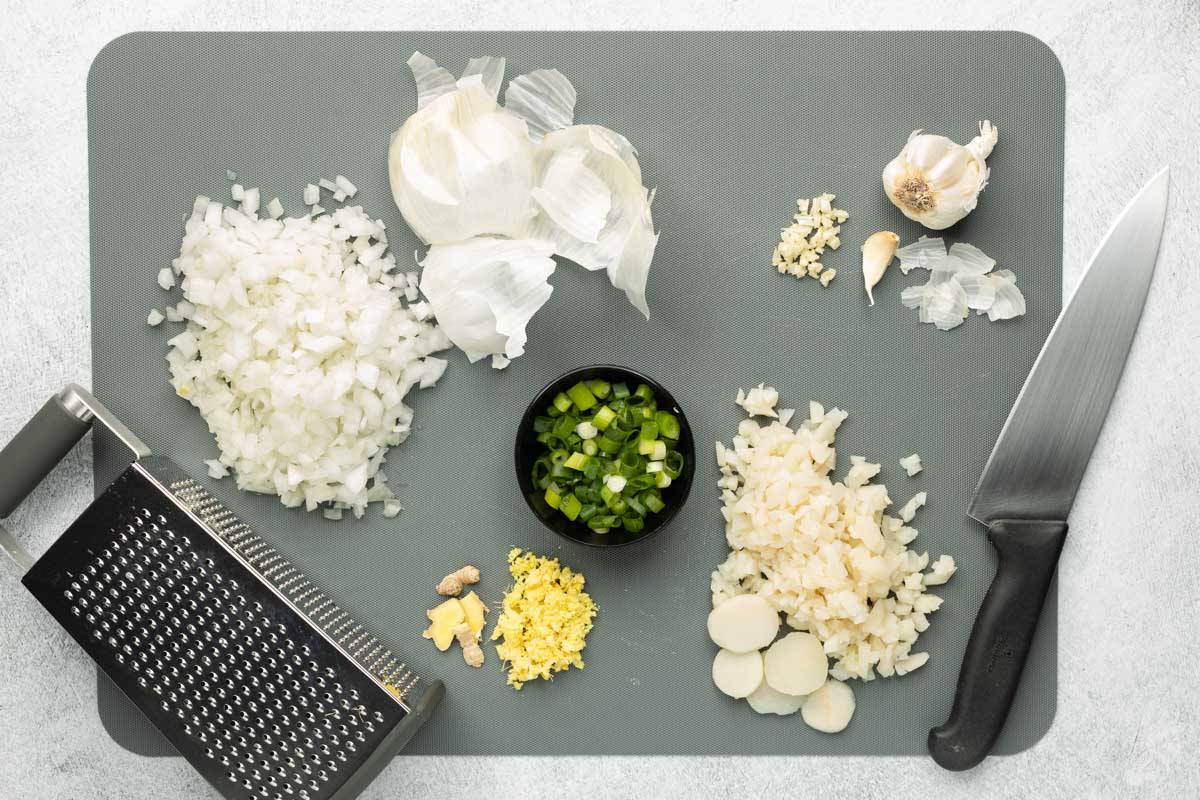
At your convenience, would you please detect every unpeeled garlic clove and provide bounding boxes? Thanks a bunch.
[862,231,900,305]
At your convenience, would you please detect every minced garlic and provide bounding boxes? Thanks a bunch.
[772,193,848,284]
[491,548,598,689]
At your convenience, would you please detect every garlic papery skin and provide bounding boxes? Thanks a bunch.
[862,231,899,305]
[882,121,997,230]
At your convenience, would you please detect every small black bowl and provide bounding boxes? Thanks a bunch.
[515,365,696,548]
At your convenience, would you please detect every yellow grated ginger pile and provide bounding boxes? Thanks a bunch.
[491,548,598,689]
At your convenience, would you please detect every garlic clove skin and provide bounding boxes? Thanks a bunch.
[862,231,900,305]
[882,121,998,230]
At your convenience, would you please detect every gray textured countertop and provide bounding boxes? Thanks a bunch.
[1,2,1197,798]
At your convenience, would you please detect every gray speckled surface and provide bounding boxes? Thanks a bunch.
[0,1,1197,798]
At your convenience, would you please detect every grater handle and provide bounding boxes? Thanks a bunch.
[0,392,93,520]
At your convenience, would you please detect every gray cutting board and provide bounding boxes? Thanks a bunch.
[88,31,1064,756]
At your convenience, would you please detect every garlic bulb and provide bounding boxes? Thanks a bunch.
[861,231,899,305]
[882,121,998,230]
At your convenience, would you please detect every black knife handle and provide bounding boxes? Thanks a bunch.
[928,518,1067,771]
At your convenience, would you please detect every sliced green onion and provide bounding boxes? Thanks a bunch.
[625,473,657,492]
[564,452,590,471]
[646,461,664,474]
[641,491,666,513]
[634,383,655,402]
[549,449,569,466]
[559,493,583,521]
[533,415,554,433]
[582,458,603,481]
[588,378,611,399]
[578,503,600,522]
[592,405,616,430]
[544,484,563,509]
[552,392,573,414]
[650,441,668,461]
[622,515,645,533]
[655,411,680,440]
[655,472,672,489]
[639,420,659,441]
[589,513,618,528]
[549,464,577,484]
[596,435,623,455]
[566,381,598,411]
[624,494,648,517]
[612,382,631,399]
[664,450,684,479]
[582,439,598,456]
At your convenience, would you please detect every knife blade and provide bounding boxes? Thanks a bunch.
[929,168,1169,771]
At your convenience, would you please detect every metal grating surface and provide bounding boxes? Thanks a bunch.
[88,31,1065,755]
[22,461,413,798]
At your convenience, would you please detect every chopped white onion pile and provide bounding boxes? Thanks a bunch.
[711,388,955,682]
[161,191,451,517]
[388,52,660,365]
[897,237,1025,330]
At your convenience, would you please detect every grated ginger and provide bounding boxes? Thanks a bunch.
[491,548,598,689]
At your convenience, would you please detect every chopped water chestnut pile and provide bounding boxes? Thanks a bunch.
[161,190,450,517]
[390,52,660,365]
[528,378,684,534]
[897,237,1026,329]
[708,385,955,733]
[492,549,597,689]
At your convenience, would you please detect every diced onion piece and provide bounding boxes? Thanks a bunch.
[147,309,165,326]
[157,268,176,291]
[334,175,357,198]
[303,184,320,205]
[266,198,284,219]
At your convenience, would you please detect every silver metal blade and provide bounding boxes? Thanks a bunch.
[969,168,1169,525]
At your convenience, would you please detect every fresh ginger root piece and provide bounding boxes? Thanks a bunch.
[423,598,465,651]
[453,623,485,668]
[436,565,481,596]
[460,591,488,637]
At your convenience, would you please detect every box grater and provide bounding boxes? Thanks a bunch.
[0,385,443,800]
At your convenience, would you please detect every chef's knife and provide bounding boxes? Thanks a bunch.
[928,168,1170,770]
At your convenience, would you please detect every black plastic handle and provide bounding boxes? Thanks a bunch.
[0,394,93,519]
[928,518,1068,771]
